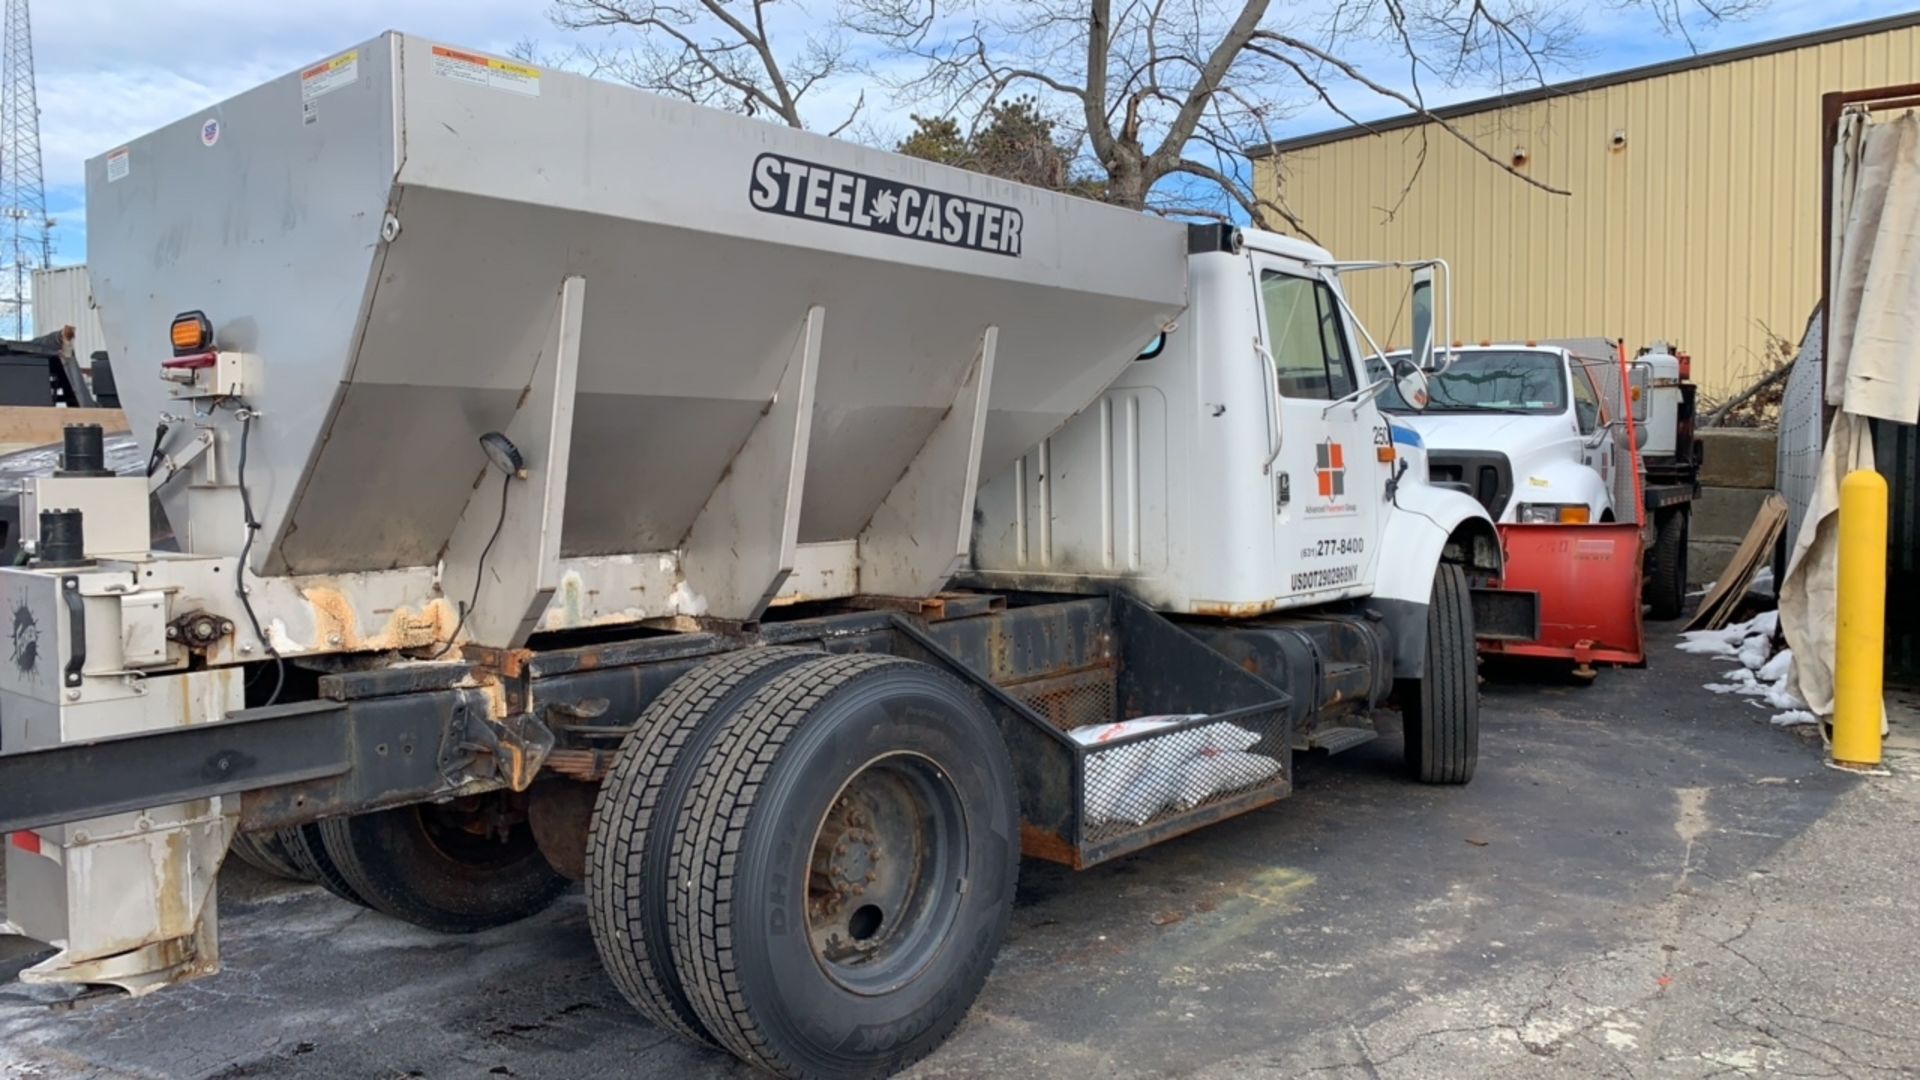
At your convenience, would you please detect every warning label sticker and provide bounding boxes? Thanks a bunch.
[431,46,540,96]
[106,148,130,183]
[301,50,359,101]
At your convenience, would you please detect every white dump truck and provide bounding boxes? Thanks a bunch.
[0,35,1525,1079]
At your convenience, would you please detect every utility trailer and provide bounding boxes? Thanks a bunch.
[0,35,1519,1079]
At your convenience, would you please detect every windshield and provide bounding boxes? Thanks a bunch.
[1374,349,1567,414]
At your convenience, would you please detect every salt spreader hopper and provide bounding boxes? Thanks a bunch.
[89,33,1189,646]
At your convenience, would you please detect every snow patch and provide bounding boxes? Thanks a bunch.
[1679,613,1806,720]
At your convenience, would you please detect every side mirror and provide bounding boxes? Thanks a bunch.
[1628,361,1651,423]
[1410,267,1436,371]
[1393,357,1430,411]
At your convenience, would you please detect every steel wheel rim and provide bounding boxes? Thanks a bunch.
[805,751,968,996]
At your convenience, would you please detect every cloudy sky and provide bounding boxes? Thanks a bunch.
[30,0,1917,264]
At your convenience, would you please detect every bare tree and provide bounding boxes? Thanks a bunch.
[551,0,865,132]
[849,0,1756,230]
[549,0,1757,228]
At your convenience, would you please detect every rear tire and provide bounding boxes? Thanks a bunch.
[317,795,569,933]
[279,824,371,907]
[669,654,1019,1079]
[1397,563,1478,784]
[1646,507,1689,621]
[229,831,311,882]
[587,646,821,1045]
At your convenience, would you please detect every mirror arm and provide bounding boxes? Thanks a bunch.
[1322,280,1395,418]
[1322,376,1389,418]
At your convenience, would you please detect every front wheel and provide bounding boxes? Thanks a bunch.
[1395,562,1479,784]
[669,653,1019,1079]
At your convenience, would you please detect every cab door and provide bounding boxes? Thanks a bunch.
[1252,257,1380,601]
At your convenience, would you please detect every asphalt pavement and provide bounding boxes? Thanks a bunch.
[4,623,1917,1079]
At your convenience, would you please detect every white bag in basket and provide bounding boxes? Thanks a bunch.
[1074,716,1194,824]
[1073,718,1267,826]
[1172,750,1282,810]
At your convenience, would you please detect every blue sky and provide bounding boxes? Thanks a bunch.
[32,0,1918,265]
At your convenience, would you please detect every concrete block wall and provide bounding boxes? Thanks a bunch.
[1689,429,1778,585]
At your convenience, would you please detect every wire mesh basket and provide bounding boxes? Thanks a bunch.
[896,595,1293,868]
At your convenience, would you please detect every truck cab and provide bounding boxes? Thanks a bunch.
[970,228,1502,628]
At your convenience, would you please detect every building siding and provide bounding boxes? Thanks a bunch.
[1254,21,1920,397]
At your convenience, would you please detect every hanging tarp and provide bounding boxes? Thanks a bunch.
[1781,109,1920,719]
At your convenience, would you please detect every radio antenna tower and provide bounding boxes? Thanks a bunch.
[0,0,49,339]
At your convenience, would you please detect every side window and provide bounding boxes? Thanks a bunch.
[1570,364,1602,434]
[1260,271,1357,401]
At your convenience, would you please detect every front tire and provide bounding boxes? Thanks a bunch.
[669,654,1019,1079]
[1396,562,1478,784]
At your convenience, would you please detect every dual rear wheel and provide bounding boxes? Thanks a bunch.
[235,798,570,934]
[588,650,1020,1079]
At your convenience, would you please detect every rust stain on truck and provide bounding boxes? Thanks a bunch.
[298,583,451,652]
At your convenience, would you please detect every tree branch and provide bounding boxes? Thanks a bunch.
[1249,32,1571,196]
[1146,0,1270,175]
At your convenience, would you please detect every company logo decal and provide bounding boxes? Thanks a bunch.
[1305,438,1359,518]
[749,153,1024,257]
[1315,439,1346,498]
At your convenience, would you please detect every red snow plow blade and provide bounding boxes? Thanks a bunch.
[1482,522,1645,667]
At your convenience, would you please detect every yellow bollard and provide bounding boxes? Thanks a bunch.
[1832,468,1887,769]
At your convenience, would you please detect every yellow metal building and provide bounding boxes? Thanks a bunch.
[1250,12,1920,397]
